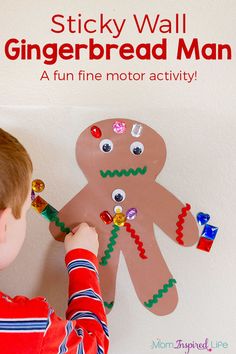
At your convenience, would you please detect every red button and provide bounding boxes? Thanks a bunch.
[100,211,113,224]
[91,125,102,138]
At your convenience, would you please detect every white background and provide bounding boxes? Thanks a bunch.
[0,1,236,353]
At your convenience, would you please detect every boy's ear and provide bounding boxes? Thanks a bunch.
[0,208,11,243]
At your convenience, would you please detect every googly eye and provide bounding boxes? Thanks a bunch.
[112,189,126,203]
[130,141,144,155]
[99,139,113,153]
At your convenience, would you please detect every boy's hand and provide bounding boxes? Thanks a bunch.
[64,222,99,256]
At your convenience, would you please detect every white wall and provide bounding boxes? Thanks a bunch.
[0,1,235,353]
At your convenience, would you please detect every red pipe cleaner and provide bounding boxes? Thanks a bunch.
[124,222,148,259]
[176,203,191,245]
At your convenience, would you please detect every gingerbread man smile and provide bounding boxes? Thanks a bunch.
[100,166,147,178]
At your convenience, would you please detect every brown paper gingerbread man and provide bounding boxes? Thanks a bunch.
[49,119,199,316]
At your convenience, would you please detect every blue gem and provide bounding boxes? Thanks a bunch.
[201,224,218,240]
[197,212,210,225]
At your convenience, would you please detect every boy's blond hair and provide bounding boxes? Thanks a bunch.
[0,128,33,219]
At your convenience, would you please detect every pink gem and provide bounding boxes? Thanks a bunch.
[113,121,126,134]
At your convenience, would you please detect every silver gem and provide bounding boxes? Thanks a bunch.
[131,123,143,137]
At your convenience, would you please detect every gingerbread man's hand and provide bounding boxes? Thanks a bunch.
[150,183,199,246]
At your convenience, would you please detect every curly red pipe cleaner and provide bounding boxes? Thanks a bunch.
[124,222,148,259]
[176,203,191,245]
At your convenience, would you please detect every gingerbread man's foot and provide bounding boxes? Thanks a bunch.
[143,278,178,316]
[103,301,114,314]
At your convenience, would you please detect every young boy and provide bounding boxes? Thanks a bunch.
[0,128,109,354]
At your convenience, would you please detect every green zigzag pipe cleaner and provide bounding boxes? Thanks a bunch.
[144,278,177,308]
[100,224,120,266]
[104,301,114,309]
[52,215,71,234]
[100,166,147,178]
[41,204,71,234]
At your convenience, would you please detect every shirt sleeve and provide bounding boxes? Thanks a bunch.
[40,248,109,354]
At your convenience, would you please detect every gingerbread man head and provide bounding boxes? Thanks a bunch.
[76,119,167,183]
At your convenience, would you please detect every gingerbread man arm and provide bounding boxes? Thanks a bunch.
[49,186,92,241]
[149,183,199,246]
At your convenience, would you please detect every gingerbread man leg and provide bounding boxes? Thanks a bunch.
[119,223,178,316]
[98,224,121,313]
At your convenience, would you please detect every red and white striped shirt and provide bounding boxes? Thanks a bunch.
[0,249,109,353]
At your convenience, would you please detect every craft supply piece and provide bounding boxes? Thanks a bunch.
[176,203,191,245]
[90,125,102,138]
[131,123,143,137]
[113,213,126,227]
[100,225,120,266]
[31,195,48,213]
[41,204,58,222]
[144,278,177,308]
[104,301,114,309]
[114,205,122,213]
[31,190,36,201]
[100,211,113,224]
[112,189,126,202]
[112,120,126,134]
[124,222,147,259]
[197,237,214,252]
[197,212,210,225]
[126,208,137,220]
[130,141,144,155]
[99,139,113,153]
[100,166,147,178]
[32,179,45,193]
[201,224,218,240]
